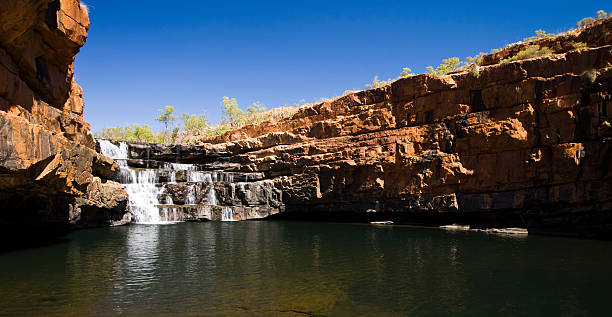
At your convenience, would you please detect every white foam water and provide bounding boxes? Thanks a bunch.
[167,163,198,171]
[221,207,236,221]
[98,140,241,223]
[99,140,171,224]
[124,170,164,224]
[185,185,196,205]
[207,183,218,205]
[188,172,212,183]
[212,172,234,183]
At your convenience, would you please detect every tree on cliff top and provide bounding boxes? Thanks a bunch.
[156,106,176,130]
[182,111,209,131]
[426,57,461,76]
[125,124,156,142]
[577,10,608,28]
[221,97,244,124]
[247,102,267,116]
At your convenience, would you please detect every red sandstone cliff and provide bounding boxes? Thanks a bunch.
[0,0,129,232]
[195,18,612,237]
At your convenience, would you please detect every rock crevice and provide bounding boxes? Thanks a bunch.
[0,0,129,236]
[157,18,612,238]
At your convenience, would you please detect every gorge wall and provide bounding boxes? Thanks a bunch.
[108,18,612,238]
[0,0,129,239]
[3,1,611,240]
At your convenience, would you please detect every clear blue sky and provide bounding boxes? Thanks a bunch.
[76,0,608,132]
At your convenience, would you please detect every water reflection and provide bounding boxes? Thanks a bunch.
[0,222,611,316]
[112,225,161,312]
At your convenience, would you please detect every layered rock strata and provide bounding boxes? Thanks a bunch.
[178,18,610,238]
[0,0,129,236]
[97,140,282,222]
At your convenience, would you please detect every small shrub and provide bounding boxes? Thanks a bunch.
[577,10,608,28]
[182,112,209,131]
[572,42,588,50]
[468,63,480,77]
[155,106,176,131]
[523,30,554,43]
[221,97,244,124]
[365,75,392,89]
[490,48,502,54]
[577,17,596,28]
[595,10,608,20]
[246,102,267,116]
[465,53,486,66]
[426,57,461,76]
[500,45,554,64]
[399,67,415,78]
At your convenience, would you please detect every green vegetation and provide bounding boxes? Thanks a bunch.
[573,42,588,50]
[577,10,608,28]
[96,124,158,143]
[426,57,461,76]
[523,30,554,43]
[97,10,610,145]
[399,67,415,78]
[96,97,304,144]
[500,45,554,64]
[363,66,414,89]
[365,76,392,89]
[181,111,209,131]
[155,106,176,131]
[247,102,267,116]
[221,97,244,124]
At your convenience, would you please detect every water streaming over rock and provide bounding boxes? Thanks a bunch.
[221,207,236,221]
[97,140,282,222]
[99,140,166,223]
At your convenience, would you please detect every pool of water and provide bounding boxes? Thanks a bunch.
[0,221,610,316]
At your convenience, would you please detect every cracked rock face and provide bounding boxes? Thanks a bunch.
[184,18,612,238]
[0,0,129,231]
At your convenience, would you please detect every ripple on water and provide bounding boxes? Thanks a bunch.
[0,222,611,316]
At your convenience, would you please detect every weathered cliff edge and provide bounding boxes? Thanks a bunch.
[119,18,612,238]
[0,0,129,239]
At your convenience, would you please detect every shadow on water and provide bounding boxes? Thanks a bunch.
[0,221,611,316]
[0,226,72,253]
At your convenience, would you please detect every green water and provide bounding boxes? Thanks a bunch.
[0,222,610,316]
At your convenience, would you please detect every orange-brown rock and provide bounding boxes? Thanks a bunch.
[0,0,129,234]
[196,18,612,238]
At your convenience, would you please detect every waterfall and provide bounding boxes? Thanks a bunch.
[99,140,169,224]
[98,140,247,223]
[168,163,198,171]
[207,184,218,206]
[185,185,196,205]
[99,140,129,162]
[221,207,236,222]
[188,172,212,183]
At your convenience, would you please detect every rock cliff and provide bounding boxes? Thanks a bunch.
[114,18,612,238]
[0,0,129,239]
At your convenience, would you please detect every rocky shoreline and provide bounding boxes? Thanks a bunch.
[99,17,612,239]
[1,0,611,241]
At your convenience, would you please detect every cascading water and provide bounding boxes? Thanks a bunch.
[187,172,219,205]
[98,140,246,223]
[221,207,236,221]
[185,185,196,205]
[99,140,166,224]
